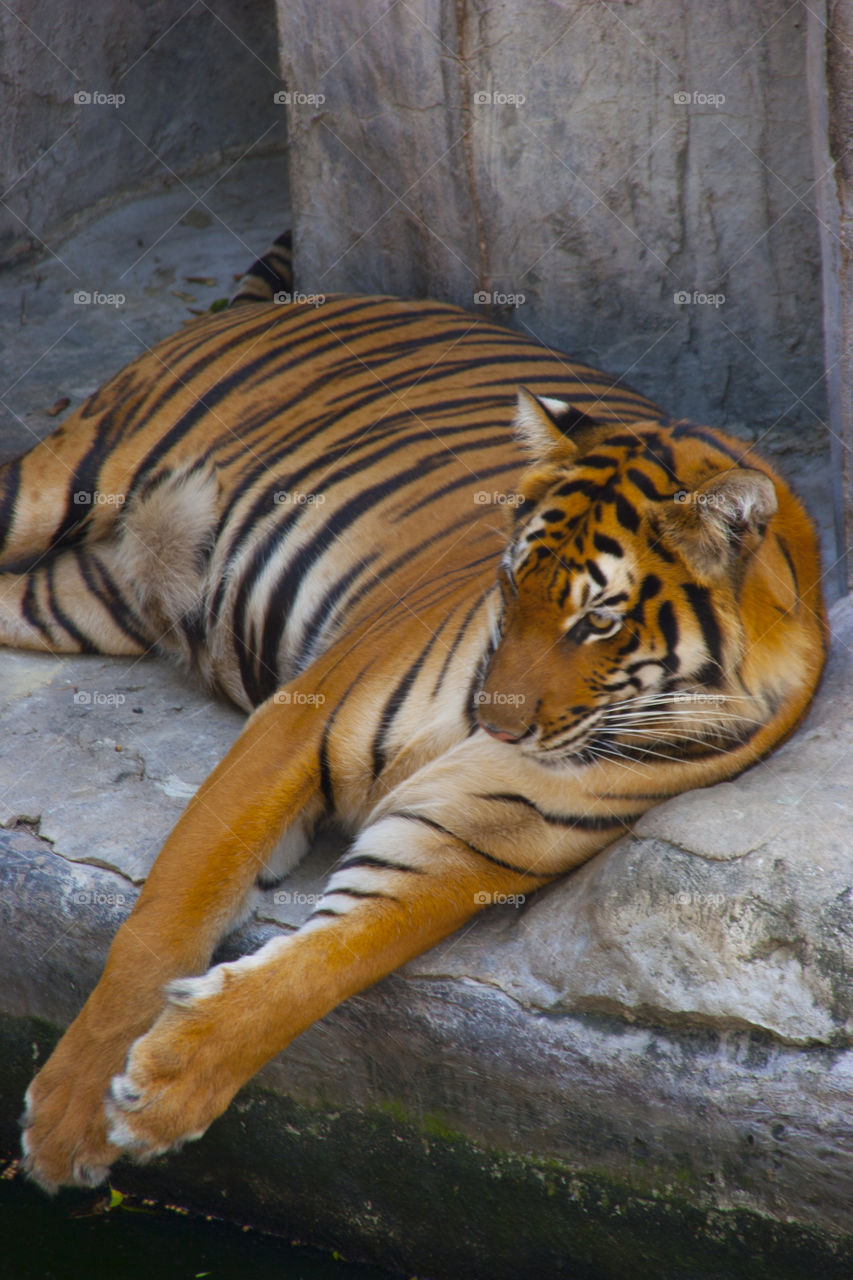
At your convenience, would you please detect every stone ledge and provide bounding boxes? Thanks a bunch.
[1,594,851,1272]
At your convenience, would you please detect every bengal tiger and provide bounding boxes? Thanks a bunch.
[6,234,826,1192]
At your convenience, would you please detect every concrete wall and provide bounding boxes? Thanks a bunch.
[0,0,283,266]
[277,0,825,445]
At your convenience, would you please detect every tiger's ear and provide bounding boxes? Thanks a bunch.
[513,387,601,464]
[658,468,778,577]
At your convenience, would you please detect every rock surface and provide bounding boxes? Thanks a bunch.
[278,0,826,449]
[0,0,283,269]
[1,587,852,1275]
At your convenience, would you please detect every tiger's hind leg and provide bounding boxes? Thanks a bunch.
[0,459,221,658]
[0,548,150,654]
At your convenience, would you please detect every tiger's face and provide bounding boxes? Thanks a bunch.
[475,390,780,765]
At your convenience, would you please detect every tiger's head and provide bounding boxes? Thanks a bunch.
[476,389,825,770]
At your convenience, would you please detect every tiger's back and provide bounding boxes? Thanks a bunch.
[0,293,661,703]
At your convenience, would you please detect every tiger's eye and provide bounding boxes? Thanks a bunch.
[587,609,618,632]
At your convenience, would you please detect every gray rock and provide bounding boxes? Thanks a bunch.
[0,0,284,269]
[278,0,825,451]
[1,594,852,1265]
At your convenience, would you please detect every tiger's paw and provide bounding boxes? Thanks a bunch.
[21,1028,125,1192]
[106,976,243,1159]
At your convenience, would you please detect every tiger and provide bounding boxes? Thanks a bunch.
[6,234,826,1192]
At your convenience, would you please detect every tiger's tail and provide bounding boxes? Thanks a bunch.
[228,230,293,306]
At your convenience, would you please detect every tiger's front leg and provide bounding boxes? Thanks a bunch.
[21,694,323,1192]
[104,820,553,1161]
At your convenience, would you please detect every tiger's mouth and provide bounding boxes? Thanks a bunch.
[515,689,763,765]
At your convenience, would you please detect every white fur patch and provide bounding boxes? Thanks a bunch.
[116,463,220,627]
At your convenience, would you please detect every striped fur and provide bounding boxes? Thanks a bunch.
[10,249,826,1190]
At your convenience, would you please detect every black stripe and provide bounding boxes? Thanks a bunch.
[81,551,151,649]
[0,457,22,555]
[681,582,724,673]
[592,531,623,558]
[656,599,680,673]
[398,459,519,520]
[626,467,669,501]
[585,558,607,588]
[325,887,392,901]
[290,555,380,674]
[775,534,800,602]
[45,560,96,652]
[317,671,365,812]
[326,522,494,645]
[432,591,490,696]
[211,413,508,628]
[21,574,49,640]
[335,853,424,875]
[388,810,544,877]
[670,422,745,464]
[370,621,449,781]
[613,492,641,533]
[578,454,617,471]
[478,792,642,830]
[246,443,495,705]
